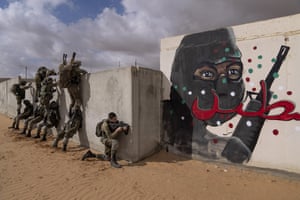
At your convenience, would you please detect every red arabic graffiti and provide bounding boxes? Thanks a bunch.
[192,81,300,121]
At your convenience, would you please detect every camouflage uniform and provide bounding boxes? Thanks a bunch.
[9,100,33,130]
[36,101,60,141]
[40,77,57,112]
[58,52,87,115]
[67,61,87,113]
[52,105,82,151]
[11,80,31,115]
[100,115,129,168]
[81,113,129,168]
[35,66,56,102]
[21,104,45,137]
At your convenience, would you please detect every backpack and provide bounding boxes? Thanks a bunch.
[11,84,25,98]
[95,120,105,137]
[58,64,71,88]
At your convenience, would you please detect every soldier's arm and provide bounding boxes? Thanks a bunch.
[102,121,112,139]
[22,83,32,90]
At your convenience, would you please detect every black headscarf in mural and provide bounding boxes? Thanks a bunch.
[170,28,245,126]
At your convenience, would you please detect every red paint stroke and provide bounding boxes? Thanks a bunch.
[192,81,300,121]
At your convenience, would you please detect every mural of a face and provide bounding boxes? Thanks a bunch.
[171,28,245,126]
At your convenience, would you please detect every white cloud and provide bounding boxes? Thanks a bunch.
[0,0,300,77]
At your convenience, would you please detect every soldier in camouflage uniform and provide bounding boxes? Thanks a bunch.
[36,101,60,141]
[20,103,45,137]
[39,77,57,112]
[34,66,56,102]
[58,52,87,116]
[10,79,32,115]
[82,112,129,168]
[52,105,82,151]
[9,99,33,130]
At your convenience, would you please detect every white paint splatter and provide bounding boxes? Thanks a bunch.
[246,120,252,127]
[278,85,285,91]
[249,82,255,87]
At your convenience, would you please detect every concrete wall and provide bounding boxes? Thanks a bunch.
[0,77,34,118]
[0,66,162,162]
[160,13,300,174]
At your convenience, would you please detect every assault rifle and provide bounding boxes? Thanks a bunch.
[95,120,130,137]
[222,45,290,163]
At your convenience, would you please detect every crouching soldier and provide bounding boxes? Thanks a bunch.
[20,103,45,137]
[52,105,82,151]
[9,99,33,130]
[82,112,129,168]
[35,101,60,140]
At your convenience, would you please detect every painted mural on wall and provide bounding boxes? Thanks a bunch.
[162,28,299,164]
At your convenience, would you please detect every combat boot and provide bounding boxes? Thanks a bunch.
[33,132,40,139]
[110,151,121,168]
[26,129,31,137]
[52,139,58,148]
[40,134,47,142]
[62,144,67,151]
[81,150,96,160]
[8,121,16,129]
[97,154,111,161]
[20,128,26,134]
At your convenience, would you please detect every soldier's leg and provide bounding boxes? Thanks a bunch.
[21,117,32,134]
[62,131,76,151]
[15,114,24,130]
[67,87,76,115]
[29,117,43,138]
[110,139,121,168]
[40,125,49,141]
[26,117,39,137]
[17,105,21,115]
[36,122,45,139]
[9,117,17,129]
[73,86,82,107]
[52,130,65,148]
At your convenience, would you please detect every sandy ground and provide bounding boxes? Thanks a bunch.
[1,113,300,200]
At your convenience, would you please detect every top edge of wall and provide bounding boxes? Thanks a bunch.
[161,13,300,49]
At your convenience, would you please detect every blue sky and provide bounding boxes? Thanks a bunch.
[52,0,124,24]
[0,0,300,78]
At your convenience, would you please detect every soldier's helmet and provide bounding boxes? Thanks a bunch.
[38,66,47,72]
